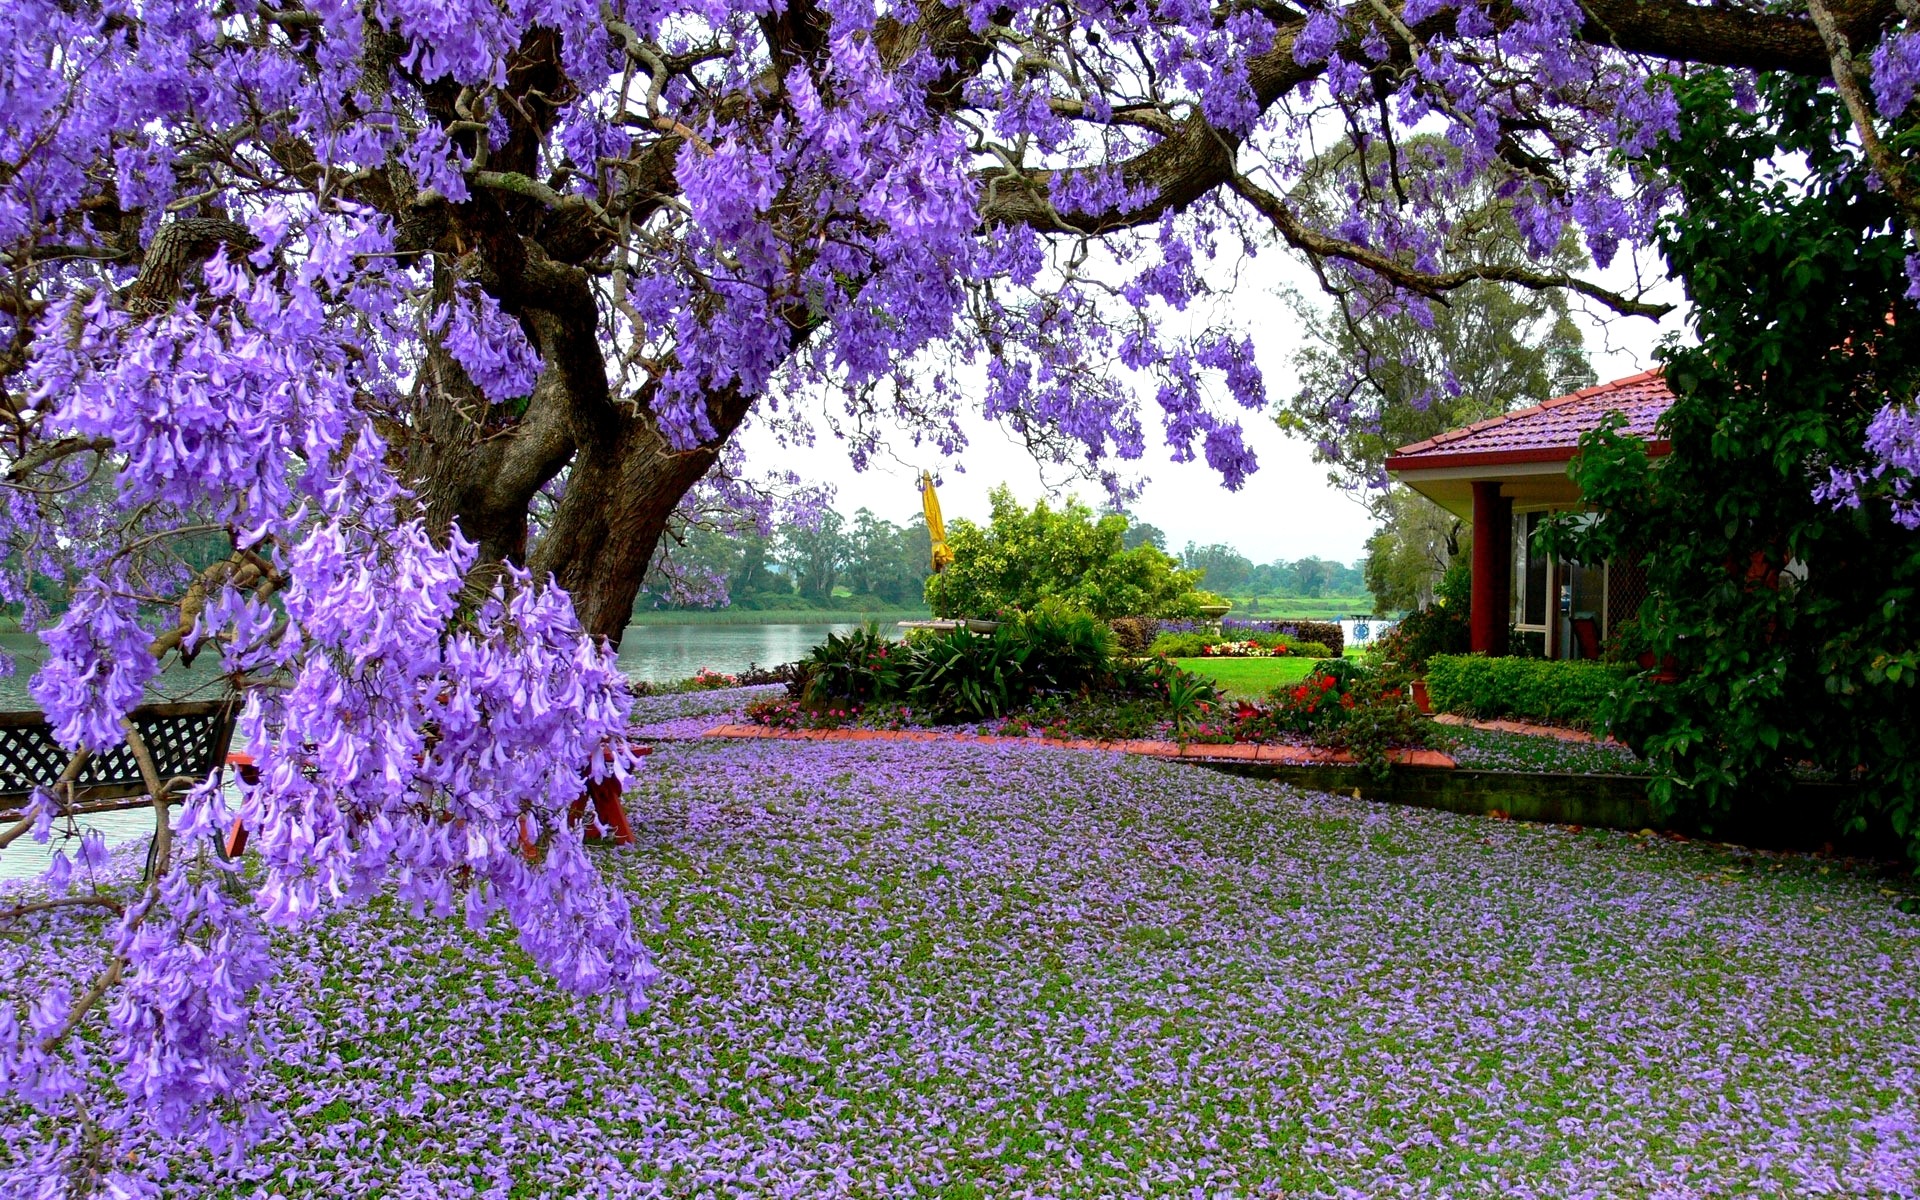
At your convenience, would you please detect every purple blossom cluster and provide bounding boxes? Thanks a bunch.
[1816,401,1920,529]
[7,738,1915,1195]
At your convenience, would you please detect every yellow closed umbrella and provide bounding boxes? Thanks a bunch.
[920,471,954,574]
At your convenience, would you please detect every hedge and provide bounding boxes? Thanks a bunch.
[1424,655,1636,731]
[1285,620,1345,658]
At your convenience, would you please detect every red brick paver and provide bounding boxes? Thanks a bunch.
[1430,713,1621,746]
[697,725,1456,769]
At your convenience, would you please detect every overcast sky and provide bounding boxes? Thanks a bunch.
[739,243,1689,566]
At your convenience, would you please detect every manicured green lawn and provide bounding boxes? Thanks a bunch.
[1172,655,1322,698]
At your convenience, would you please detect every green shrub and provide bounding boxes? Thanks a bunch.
[1371,562,1470,671]
[923,486,1207,619]
[1331,695,1432,780]
[1424,655,1635,730]
[896,624,1031,722]
[796,623,901,704]
[1019,601,1116,692]
[1306,657,1372,693]
[1147,631,1210,657]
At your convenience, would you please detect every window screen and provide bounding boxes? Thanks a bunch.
[1523,511,1548,627]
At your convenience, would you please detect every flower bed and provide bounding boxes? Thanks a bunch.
[1146,630,1334,659]
[747,662,1438,775]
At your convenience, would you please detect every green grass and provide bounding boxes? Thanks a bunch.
[1172,655,1324,698]
[627,607,931,626]
[1223,595,1377,619]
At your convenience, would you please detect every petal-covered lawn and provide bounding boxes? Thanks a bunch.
[11,739,1920,1197]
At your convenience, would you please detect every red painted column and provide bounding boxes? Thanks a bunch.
[1469,481,1512,656]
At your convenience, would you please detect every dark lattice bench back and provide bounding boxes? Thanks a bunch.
[0,700,239,813]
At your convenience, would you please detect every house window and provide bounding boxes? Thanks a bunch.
[1513,510,1550,631]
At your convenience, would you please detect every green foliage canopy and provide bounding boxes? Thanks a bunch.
[1552,72,1920,856]
[924,486,1207,619]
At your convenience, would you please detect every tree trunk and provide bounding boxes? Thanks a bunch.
[409,344,574,565]
[527,420,725,646]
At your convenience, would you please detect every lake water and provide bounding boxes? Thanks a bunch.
[0,622,865,710]
[614,622,864,683]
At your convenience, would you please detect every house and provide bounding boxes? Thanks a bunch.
[1384,370,1674,659]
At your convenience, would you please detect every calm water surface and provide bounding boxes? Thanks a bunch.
[0,623,858,881]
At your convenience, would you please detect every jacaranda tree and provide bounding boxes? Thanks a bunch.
[2,0,1915,1190]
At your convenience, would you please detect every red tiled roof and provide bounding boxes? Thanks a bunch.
[1385,370,1674,472]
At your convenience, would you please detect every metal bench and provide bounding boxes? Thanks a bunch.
[1,699,639,871]
[0,700,240,875]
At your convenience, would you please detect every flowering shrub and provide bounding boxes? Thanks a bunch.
[1147,631,1333,658]
[745,697,864,730]
[1263,672,1361,734]
[1131,619,1348,656]
[1372,562,1473,671]
[687,668,741,690]
[795,623,903,705]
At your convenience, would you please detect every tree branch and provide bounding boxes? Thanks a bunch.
[1804,0,1920,228]
[1227,173,1672,317]
[119,218,262,314]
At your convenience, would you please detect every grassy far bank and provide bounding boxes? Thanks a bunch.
[1223,595,1378,619]
[15,736,1914,1196]
[628,607,931,626]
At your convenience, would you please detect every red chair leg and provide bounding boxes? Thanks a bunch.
[585,776,635,846]
[221,753,259,859]
[224,817,249,859]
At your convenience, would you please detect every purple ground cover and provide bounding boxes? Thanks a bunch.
[7,739,1918,1196]
[1441,725,1652,776]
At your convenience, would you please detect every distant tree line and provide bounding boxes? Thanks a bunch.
[641,509,935,610]
[1174,541,1367,599]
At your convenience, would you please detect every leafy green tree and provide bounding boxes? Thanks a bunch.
[925,486,1206,619]
[778,509,850,603]
[1364,487,1467,613]
[1554,72,1920,855]
[1180,542,1255,593]
[844,508,932,605]
[1121,519,1168,552]
[1276,137,1595,502]
[1274,135,1593,607]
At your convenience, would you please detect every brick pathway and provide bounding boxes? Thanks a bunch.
[1429,713,1623,745]
[698,723,1457,769]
